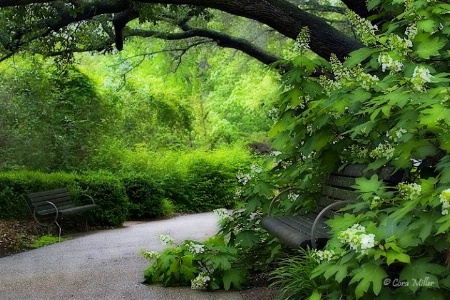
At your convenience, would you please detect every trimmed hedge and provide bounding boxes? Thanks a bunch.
[121,173,166,219]
[161,158,238,212]
[0,157,241,226]
[0,171,128,227]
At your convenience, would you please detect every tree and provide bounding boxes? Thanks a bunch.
[0,0,368,66]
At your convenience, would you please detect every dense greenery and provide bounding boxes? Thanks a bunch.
[140,0,450,298]
[1,0,450,299]
[0,148,249,225]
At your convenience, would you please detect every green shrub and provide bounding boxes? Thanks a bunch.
[142,234,247,290]
[0,171,78,219]
[121,173,166,219]
[0,171,128,227]
[74,172,129,227]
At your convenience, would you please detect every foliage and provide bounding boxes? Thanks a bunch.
[269,249,328,300]
[142,234,247,291]
[121,173,166,220]
[0,171,128,227]
[29,235,67,249]
[0,57,118,172]
[261,0,450,299]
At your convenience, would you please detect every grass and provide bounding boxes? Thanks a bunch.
[29,235,68,248]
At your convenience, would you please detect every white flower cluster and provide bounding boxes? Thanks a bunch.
[398,182,422,200]
[354,67,380,90]
[251,164,262,174]
[439,189,450,215]
[412,66,433,92]
[191,272,211,290]
[346,9,378,45]
[318,75,342,95]
[294,27,310,52]
[268,107,279,121]
[187,242,205,254]
[378,52,403,73]
[141,250,160,260]
[330,55,351,80]
[370,142,395,160]
[249,210,263,221]
[236,173,251,185]
[287,192,300,202]
[349,144,369,159]
[339,224,376,254]
[387,34,413,54]
[405,23,418,40]
[367,195,383,209]
[311,249,336,263]
[158,234,175,246]
[329,55,379,91]
[214,208,234,222]
[386,128,407,142]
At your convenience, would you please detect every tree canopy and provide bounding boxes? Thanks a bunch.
[0,0,369,65]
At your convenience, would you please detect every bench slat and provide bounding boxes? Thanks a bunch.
[26,188,97,227]
[261,164,407,249]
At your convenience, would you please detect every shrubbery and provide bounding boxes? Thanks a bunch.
[0,171,128,227]
[0,149,249,226]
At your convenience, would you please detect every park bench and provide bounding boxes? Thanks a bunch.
[26,188,97,236]
[261,164,407,249]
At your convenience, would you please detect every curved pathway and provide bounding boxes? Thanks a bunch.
[0,212,246,300]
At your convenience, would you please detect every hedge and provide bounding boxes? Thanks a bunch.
[0,171,128,227]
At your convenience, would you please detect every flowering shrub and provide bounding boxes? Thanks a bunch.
[265,0,450,298]
[142,233,247,290]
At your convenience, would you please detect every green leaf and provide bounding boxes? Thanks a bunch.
[234,230,260,248]
[222,269,246,291]
[308,290,322,300]
[436,215,450,234]
[349,262,387,298]
[345,48,378,67]
[385,250,410,265]
[400,258,445,292]
[416,37,446,58]
[353,175,383,193]
[417,19,436,33]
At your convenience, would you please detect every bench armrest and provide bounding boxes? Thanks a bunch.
[267,187,303,216]
[79,194,96,205]
[33,201,59,226]
[310,200,355,249]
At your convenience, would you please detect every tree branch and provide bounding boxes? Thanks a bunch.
[0,0,365,60]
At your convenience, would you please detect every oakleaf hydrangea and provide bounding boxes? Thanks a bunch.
[346,9,378,45]
[294,27,310,52]
[191,272,211,290]
[439,189,450,215]
[412,66,433,92]
[370,142,395,160]
[339,224,376,254]
[187,242,205,254]
[158,234,175,246]
[398,182,422,200]
[311,249,336,263]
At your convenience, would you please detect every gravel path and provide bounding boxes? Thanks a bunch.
[0,212,276,300]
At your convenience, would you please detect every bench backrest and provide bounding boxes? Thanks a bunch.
[27,188,75,213]
[315,164,407,213]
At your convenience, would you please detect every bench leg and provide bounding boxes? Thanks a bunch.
[54,220,62,242]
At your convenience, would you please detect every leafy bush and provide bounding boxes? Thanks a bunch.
[261,1,450,299]
[74,172,129,227]
[0,171,128,227]
[142,234,247,290]
[121,173,167,219]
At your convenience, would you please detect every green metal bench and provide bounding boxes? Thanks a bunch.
[261,164,406,249]
[26,188,97,236]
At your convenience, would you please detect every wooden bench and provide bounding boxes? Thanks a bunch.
[261,164,406,249]
[26,188,97,236]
